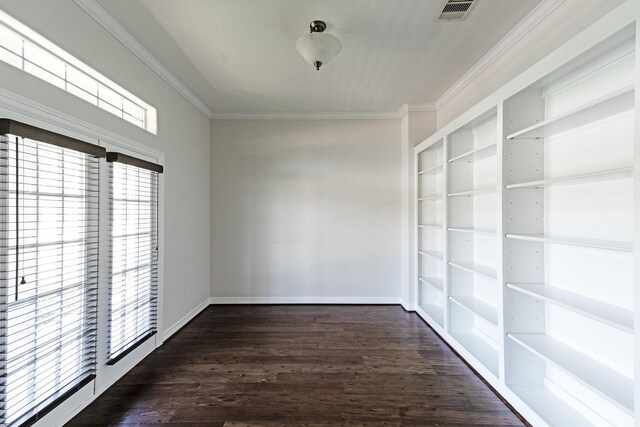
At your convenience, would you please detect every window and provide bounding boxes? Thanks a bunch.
[0,120,104,426]
[106,153,162,364]
[0,11,157,133]
[0,119,164,424]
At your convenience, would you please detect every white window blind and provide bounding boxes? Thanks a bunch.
[0,127,100,426]
[107,155,160,364]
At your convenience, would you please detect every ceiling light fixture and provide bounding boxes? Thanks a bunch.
[296,20,341,71]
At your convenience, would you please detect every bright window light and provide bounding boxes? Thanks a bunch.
[0,10,157,134]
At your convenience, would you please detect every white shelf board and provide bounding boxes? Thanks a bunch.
[418,194,443,202]
[453,331,499,376]
[448,142,497,163]
[418,303,444,327]
[506,283,633,333]
[418,250,444,260]
[505,167,633,189]
[449,295,498,327]
[418,276,444,292]
[505,86,634,140]
[507,333,633,414]
[418,164,443,175]
[448,187,496,197]
[418,224,443,229]
[448,227,496,236]
[509,386,597,427]
[448,261,497,281]
[505,233,632,252]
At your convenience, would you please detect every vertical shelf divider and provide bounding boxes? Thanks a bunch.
[412,138,420,313]
[634,16,640,423]
[496,102,507,383]
[415,139,446,331]
[442,135,451,333]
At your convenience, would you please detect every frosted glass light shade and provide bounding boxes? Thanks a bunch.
[296,32,342,70]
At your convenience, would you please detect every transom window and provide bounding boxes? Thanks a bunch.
[0,11,157,133]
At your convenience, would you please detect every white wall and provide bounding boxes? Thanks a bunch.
[0,0,211,331]
[211,119,401,302]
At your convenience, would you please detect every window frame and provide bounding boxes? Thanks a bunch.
[106,157,161,365]
[0,123,103,427]
[0,115,165,427]
[92,142,164,400]
[0,11,157,134]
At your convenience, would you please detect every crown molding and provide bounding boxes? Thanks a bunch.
[398,103,438,116]
[73,0,213,119]
[434,0,566,110]
[213,103,436,120]
[212,112,401,120]
[409,104,437,112]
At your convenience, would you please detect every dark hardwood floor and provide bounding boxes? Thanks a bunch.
[67,305,525,426]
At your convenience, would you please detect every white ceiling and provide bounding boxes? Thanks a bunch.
[95,0,620,115]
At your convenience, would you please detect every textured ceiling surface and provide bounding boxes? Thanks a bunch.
[96,0,621,114]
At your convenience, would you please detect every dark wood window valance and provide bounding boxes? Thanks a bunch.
[106,152,164,173]
[0,118,106,158]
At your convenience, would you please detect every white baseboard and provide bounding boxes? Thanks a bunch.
[209,296,403,305]
[162,297,211,341]
[163,296,407,340]
[400,300,416,312]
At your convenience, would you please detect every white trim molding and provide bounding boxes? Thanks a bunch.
[69,0,566,121]
[209,296,404,304]
[66,1,438,122]
[163,296,409,340]
[213,104,436,120]
[212,112,401,120]
[400,300,415,312]
[73,0,213,119]
[162,298,211,342]
[398,103,438,116]
[434,0,566,110]
[163,296,407,341]
[0,86,163,160]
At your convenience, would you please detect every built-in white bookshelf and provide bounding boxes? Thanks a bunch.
[446,108,500,378]
[416,139,445,328]
[502,24,634,427]
[413,15,637,427]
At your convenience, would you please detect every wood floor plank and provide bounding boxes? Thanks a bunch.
[66,305,525,426]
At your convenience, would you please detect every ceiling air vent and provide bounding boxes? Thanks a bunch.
[436,0,476,21]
